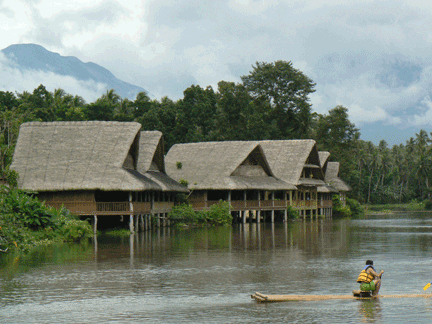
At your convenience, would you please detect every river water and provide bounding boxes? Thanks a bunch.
[2,213,432,323]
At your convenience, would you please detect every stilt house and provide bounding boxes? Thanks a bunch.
[317,151,336,217]
[10,121,187,230]
[324,162,351,206]
[259,140,327,218]
[165,141,296,222]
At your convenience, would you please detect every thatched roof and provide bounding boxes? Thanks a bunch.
[11,121,187,192]
[318,151,330,169]
[259,140,326,187]
[325,162,351,192]
[165,141,296,190]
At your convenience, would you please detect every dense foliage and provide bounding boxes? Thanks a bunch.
[1,60,431,205]
[0,186,93,253]
[169,201,233,226]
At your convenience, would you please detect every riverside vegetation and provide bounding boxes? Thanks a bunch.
[0,185,92,253]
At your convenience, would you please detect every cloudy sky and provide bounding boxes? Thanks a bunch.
[1,0,432,145]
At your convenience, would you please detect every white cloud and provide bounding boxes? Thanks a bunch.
[0,53,107,102]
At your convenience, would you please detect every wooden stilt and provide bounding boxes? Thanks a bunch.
[93,215,98,234]
[257,210,261,223]
[129,215,134,233]
[271,210,275,223]
[242,211,246,224]
[284,209,287,223]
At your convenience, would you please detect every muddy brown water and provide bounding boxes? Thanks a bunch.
[2,213,432,323]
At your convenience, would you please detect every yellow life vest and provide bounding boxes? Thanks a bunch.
[357,269,374,283]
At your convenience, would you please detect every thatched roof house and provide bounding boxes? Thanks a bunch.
[259,140,326,187]
[11,121,187,193]
[325,162,351,192]
[165,141,295,191]
[317,151,337,194]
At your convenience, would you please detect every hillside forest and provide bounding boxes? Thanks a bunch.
[0,60,431,205]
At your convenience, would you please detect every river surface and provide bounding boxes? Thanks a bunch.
[2,213,432,323]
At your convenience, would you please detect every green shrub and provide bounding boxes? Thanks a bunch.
[169,201,233,226]
[0,185,92,252]
[424,200,432,210]
[346,198,364,217]
[332,194,352,217]
[204,201,232,226]
[168,203,197,223]
[286,206,299,220]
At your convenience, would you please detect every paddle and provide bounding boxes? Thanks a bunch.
[423,283,431,291]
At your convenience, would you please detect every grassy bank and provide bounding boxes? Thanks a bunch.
[363,200,431,214]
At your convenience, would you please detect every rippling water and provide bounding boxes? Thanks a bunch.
[2,213,432,323]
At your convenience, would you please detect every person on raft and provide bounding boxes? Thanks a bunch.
[357,260,384,296]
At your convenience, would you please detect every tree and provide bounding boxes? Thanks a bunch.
[241,60,316,138]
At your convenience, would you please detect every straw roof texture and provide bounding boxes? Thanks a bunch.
[259,140,326,187]
[137,131,165,174]
[165,141,296,190]
[11,121,187,192]
[318,151,330,168]
[325,162,351,192]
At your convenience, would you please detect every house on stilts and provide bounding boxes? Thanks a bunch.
[317,151,337,217]
[324,161,351,206]
[10,121,188,233]
[165,141,297,223]
[259,140,328,219]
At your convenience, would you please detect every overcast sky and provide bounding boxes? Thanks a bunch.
[1,0,432,145]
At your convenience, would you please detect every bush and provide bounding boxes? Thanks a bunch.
[346,198,364,217]
[169,201,233,226]
[203,201,232,226]
[332,194,352,218]
[424,200,432,210]
[169,203,198,224]
[0,186,92,253]
[286,206,299,220]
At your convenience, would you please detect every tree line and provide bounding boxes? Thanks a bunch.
[0,60,431,205]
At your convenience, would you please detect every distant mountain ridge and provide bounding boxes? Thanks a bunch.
[1,44,145,99]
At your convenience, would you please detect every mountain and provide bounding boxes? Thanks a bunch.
[1,44,146,99]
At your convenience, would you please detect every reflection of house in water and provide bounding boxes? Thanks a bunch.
[10,121,187,232]
[165,141,296,222]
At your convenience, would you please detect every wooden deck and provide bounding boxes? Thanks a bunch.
[251,292,432,302]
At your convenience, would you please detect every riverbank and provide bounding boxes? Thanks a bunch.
[0,186,93,253]
[363,200,431,214]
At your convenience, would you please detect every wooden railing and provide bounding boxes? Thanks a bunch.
[47,201,153,215]
[291,200,318,209]
[319,200,333,208]
[191,200,290,211]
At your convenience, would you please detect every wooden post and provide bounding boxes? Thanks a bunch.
[242,211,246,224]
[157,213,161,227]
[271,210,275,223]
[284,209,287,223]
[129,192,134,233]
[257,210,260,223]
[93,215,98,234]
[129,215,134,233]
[140,215,144,232]
[228,191,231,213]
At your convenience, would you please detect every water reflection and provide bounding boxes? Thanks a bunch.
[2,213,432,323]
[358,299,382,322]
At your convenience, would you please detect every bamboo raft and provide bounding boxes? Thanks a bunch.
[251,292,432,302]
